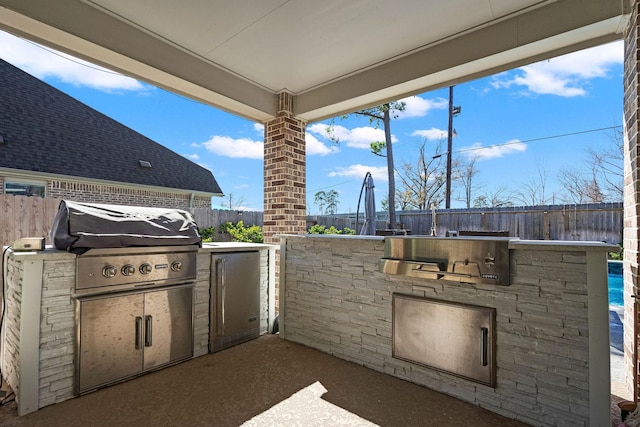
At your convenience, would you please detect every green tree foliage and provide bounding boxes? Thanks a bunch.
[328,102,406,229]
[199,227,216,242]
[220,221,263,243]
[314,190,339,214]
[609,243,623,260]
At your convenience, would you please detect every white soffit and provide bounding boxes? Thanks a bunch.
[0,0,630,122]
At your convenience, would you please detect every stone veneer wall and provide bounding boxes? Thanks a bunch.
[2,253,77,409]
[1,256,23,400]
[46,180,211,208]
[194,251,212,357]
[280,235,609,426]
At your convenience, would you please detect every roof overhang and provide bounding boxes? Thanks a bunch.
[0,0,631,123]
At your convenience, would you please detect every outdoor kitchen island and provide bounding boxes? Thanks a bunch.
[0,242,276,416]
[278,235,614,427]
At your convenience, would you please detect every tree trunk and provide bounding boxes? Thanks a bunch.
[384,108,397,230]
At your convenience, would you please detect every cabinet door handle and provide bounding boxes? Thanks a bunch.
[215,258,226,336]
[220,259,226,336]
[135,316,143,350]
[145,315,153,347]
[480,327,489,367]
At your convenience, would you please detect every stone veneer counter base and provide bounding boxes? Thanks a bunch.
[278,235,614,427]
[0,242,277,416]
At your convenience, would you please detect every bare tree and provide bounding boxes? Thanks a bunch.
[556,128,622,203]
[222,193,247,210]
[453,155,480,208]
[473,186,514,208]
[557,167,605,204]
[395,140,447,210]
[586,127,623,200]
[514,162,551,206]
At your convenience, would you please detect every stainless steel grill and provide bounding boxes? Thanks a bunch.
[75,245,197,296]
[74,245,198,394]
[379,236,513,286]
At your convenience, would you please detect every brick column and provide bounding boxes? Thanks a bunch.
[263,91,307,311]
[624,0,640,400]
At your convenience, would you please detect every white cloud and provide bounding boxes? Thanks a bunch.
[306,132,339,155]
[328,164,389,182]
[396,96,448,118]
[253,123,264,133]
[201,135,263,159]
[0,31,145,92]
[411,127,448,140]
[307,123,396,149]
[460,140,527,160]
[184,153,199,160]
[234,184,249,190]
[491,40,623,97]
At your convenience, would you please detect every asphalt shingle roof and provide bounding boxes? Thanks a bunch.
[0,59,223,195]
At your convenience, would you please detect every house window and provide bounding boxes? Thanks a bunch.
[4,180,46,197]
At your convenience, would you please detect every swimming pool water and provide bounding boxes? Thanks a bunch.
[609,261,623,306]
[609,273,623,306]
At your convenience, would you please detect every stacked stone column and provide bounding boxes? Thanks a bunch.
[624,0,640,400]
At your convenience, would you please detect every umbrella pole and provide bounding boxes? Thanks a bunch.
[356,172,371,234]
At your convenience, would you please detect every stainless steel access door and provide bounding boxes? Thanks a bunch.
[143,286,193,370]
[210,252,260,352]
[78,285,193,393]
[78,292,144,392]
[393,294,496,387]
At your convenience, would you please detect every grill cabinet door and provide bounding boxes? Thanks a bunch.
[143,286,193,370]
[78,293,144,392]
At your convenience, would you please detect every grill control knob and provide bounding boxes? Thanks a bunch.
[171,261,182,272]
[139,263,153,275]
[102,265,117,278]
[121,264,136,276]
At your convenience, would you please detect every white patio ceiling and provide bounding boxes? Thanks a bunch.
[0,0,630,123]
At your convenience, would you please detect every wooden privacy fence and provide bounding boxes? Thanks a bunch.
[313,203,623,244]
[0,196,623,248]
[0,195,62,248]
[189,208,263,229]
[0,196,265,248]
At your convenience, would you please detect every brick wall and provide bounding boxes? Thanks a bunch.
[281,235,609,426]
[263,92,307,312]
[47,180,211,208]
[263,91,307,244]
[623,0,639,400]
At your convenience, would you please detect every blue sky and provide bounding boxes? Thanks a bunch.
[0,30,624,214]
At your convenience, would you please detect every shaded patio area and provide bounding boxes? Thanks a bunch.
[0,335,526,426]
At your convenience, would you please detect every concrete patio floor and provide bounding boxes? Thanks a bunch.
[0,334,529,426]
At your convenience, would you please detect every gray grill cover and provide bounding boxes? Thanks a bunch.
[51,200,201,253]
